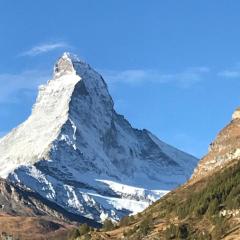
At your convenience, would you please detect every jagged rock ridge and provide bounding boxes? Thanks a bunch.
[0,53,198,222]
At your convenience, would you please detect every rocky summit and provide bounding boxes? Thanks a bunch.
[0,53,198,223]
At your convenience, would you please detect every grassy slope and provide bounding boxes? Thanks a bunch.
[0,214,76,240]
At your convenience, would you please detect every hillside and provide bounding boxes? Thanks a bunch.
[0,215,74,240]
[75,108,240,239]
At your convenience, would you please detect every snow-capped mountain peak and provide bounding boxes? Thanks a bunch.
[54,52,76,78]
[53,52,90,79]
[0,53,198,222]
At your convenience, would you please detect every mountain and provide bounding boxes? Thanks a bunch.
[0,52,197,223]
[93,108,240,239]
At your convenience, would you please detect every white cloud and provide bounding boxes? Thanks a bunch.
[20,42,69,56]
[218,63,240,78]
[0,70,50,103]
[101,66,210,88]
[218,70,240,78]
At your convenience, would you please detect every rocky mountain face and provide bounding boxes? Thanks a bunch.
[0,53,198,223]
[191,107,240,181]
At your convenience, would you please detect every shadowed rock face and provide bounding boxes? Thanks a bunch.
[0,52,198,222]
[192,107,240,181]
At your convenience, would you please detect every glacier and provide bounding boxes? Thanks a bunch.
[0,52,198,222]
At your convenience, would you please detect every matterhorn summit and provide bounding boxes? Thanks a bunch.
[0,53,198,222]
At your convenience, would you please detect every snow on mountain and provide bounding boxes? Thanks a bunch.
[0,53,198,222]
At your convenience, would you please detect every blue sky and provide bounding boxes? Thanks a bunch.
[1,0,240,158]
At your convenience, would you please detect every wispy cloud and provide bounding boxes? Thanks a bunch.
[20,42,69,56]
[219,70,240,78]
[101,66,210,88]
[0,70,50,103]
[218,63,240,78]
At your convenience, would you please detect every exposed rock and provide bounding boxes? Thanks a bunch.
[192,108,240,181]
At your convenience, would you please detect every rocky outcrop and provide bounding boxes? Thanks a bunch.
[192,107,240,181]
